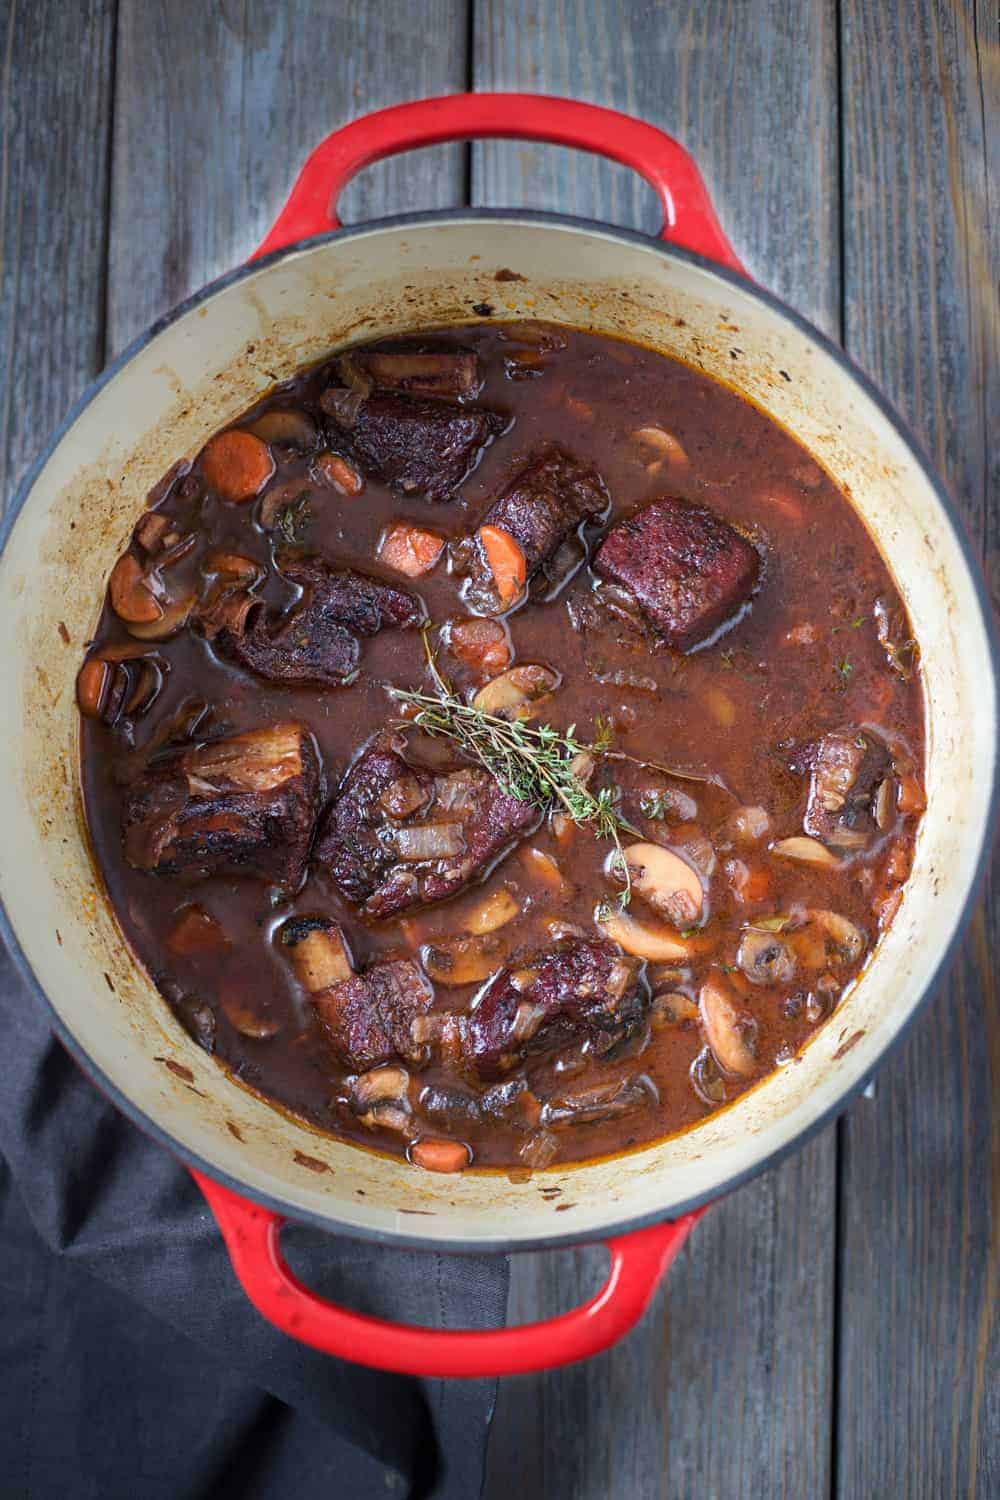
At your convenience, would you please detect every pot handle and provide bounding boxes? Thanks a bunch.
[253,93,743,271]
[193,1169,706,1378]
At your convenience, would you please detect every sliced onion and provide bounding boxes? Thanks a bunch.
[770,835,841,868]
[389,822,467,861]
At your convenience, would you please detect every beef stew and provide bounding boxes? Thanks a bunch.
[77,322,925,1173]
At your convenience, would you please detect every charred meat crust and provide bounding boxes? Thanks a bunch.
[122,722,321,888]
[313,958,433,1072]
[320,387,509,502]
[313,732,539,919]
[463,938,645,1078]
[208,551,422,688]
[593,497,761,651]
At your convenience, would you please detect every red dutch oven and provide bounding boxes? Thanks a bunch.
[0,95,995,1379]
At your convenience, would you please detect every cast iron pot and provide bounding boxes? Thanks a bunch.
[0,96,995,1378]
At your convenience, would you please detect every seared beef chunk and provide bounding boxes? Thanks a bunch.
[320,388,507,502]
[123,722,320,887]
[207,551,422,687]
[463,938,645,1078]
[314,958,433,1072]
[313,732,539,919]
[593,497,760,651]
[790,730,892,848]
[340,347,482,399]
[461,447,609,609]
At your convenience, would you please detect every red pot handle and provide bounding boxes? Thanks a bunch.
[193,1169,706,1378]
[253,92,743,272]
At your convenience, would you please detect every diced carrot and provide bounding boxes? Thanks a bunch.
[478,524,526,609]
[897,772,926,815]
[378,522,445,578]
[409,1138,472,1173]
[76,657,111,717]
[875,889,903,926]
[883,841,911,885]
[202,430,275,503]
[109,552,162,624]
[314,451,365,495]
[448,617,511,678]
[725,858,773,904]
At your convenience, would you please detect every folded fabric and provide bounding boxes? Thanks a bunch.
[0,943,508,1500]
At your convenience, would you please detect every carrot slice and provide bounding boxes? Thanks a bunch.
[478,524,526,609]
[314,451,365,496]
[448,617,511,678]
[202,430,275,503]
[378,522,445,578]
[409,1138,472,1173]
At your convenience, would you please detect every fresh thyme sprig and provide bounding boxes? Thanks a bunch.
[389,629,639,911]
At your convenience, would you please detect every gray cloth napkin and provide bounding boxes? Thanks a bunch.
[0,941,508,1499]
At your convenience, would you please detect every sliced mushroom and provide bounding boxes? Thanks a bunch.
[805,909,866,964]
[203,549,265,588]
[471,663,559,721]
[358,1100,412,1133]
[722,805,772,846]
[463,887,520,935]
[541,1074,658,1128]
[219,987,281,1039]
[650,990,699,1027]
[76,649,167,725]
[421,932,507,986]
[521,846,571,897]
[595,908,697,962]
[698,971,757,1077]
[770,835,841,869]
[621,842,704,927]
[249,408,317,449]
[258,475,313,529]
[737,927,797,986]
[690,1045,727,1106]
[354,1066,408,1103]
[632,425,689,468]
[874,777,895,830]
[125,593,195,641]
[279,918,354,992]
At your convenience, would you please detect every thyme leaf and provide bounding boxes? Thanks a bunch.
[389,627,638,908]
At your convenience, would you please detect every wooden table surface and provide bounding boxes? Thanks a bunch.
[1,2,995,1495]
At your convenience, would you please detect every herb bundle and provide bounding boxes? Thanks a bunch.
[388,631,638,910]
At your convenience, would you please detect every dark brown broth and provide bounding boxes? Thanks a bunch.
[79,323,924,1169]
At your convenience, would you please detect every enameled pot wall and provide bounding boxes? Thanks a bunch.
[0,97,994,1375]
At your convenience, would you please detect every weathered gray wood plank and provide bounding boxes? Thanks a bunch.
[0,0,116,511]
[109,0,469,353]
[837,2,998,1494]
[477,4,842,1497]
[471,0,840,308]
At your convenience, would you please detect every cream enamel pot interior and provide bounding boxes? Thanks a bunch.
[0,96,995,1377]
